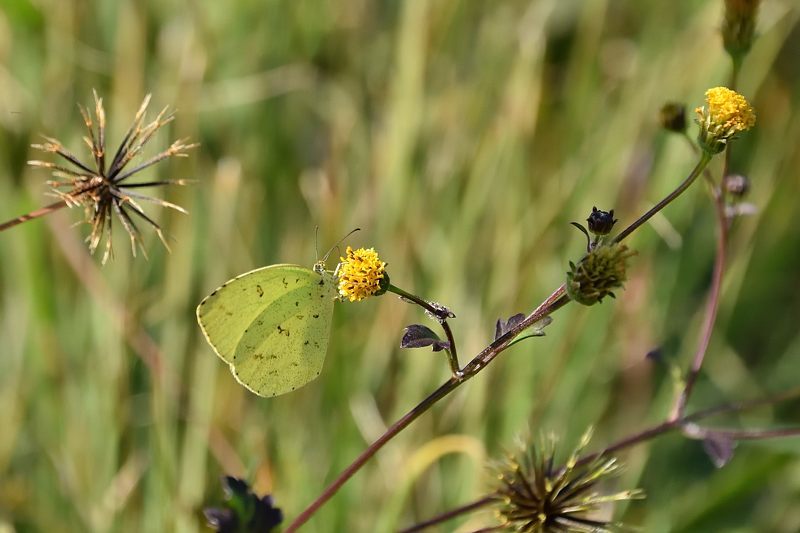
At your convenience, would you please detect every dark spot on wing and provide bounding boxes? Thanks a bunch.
[304,341,309,346]
[295,301,299,307]
[282,277,288,288]
[256,285,264,297]
[318,279,324,286]
[277,325,290,337]
[312,314,319,319]
[296,314,304,319]
[210,289,218,296]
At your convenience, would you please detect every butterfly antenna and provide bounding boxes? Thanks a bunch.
[322,227,361,263]
[314,225,321,261]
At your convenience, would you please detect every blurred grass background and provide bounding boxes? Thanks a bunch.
[1,0,800,531]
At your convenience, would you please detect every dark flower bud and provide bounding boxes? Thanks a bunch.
[723,173,750,198]
[659,102,687,133]
[586,207,617,236]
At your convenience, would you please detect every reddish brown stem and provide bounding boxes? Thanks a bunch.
[0,200,67,232]
[398,494,498,533]
[285,378,460,532]
[670,143,729,420]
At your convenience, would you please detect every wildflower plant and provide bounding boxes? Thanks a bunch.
[253,2,800,530]
[255,70,787,528]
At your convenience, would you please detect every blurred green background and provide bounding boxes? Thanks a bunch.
[1,0,800,531]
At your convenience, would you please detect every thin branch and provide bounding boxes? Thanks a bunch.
[671,143,728,420]
[285,377,462,532]
[613,153,712,244]
[398,494,498,533]
[0,200,68,232]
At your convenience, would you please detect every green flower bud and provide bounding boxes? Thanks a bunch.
[566,242,635,306]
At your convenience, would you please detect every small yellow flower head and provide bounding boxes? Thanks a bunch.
[695,87,756,154]
[337,246,388,302]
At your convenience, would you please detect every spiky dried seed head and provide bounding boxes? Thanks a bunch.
[28,90,197,263]
[491,429,644,532]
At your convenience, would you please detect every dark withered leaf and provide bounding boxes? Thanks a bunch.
[494,313,526,340]
[645,347,663,361]
[702,433,735,468]
[204,476,282,533]
[400,324,451,352]
[203,508,238,532]
[221,476,250,498]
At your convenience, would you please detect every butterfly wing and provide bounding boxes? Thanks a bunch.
[229,266,337,397]
[196,264,313,365]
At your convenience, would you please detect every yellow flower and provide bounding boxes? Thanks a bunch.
[695,87,756,154]
[337,246,388,302]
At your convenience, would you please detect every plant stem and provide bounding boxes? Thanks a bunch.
[397,494,498,533]
[0,200,67,232]
[671,142,728,420]
[613,153,712,244]
[285,376,461,532]
[388,284,461,375]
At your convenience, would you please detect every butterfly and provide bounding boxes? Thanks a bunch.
[196,260,338,397]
